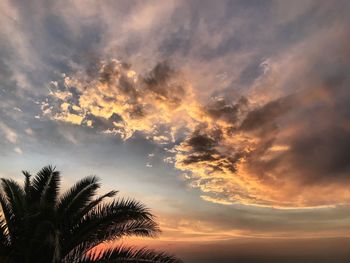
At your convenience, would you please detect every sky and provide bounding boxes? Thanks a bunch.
[1,0,350,262]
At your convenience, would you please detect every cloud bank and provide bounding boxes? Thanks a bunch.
[43,22,350,207]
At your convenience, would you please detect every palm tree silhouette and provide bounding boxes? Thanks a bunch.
[0,165,181,263]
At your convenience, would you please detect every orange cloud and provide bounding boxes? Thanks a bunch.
[43,35,350,209]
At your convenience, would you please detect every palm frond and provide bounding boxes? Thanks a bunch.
[31,165,60,207]
[0,179,26,219]
[77,190,118,220]
[0,194,14,238]
[22,171,32,201]
[90,198,155,221]
[0,217,10,249]
[108,218,159,239]
[62,241,93,263]
[80,245,182,263]
[63,199,159,257]
[57,176,100,221]
[40,168,60,208]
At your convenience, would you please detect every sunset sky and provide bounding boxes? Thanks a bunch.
[1,0,350,262]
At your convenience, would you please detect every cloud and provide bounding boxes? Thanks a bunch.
[43,59,197,141]
[2,0,350,209]
[42,38,350,207]
[43,22,350,207]
[0,122,18,143]
[14,147,23,154]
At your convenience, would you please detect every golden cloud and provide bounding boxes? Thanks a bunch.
[42,54,350,208]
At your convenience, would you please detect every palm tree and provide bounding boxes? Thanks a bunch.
[0,165,181,263]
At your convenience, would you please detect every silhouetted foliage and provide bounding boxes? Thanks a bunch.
[0,165,181,263]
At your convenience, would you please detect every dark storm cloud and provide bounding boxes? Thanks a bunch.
[267,84,350,183]
[143,62,186,108]
[205,97,248,125]
[180,128,223,166]
[239,95,296,132]
[181,134,244,173]
[177,96,251,174]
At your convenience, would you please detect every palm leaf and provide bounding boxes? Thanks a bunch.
[31,165,60,207]
[0,194,14,239]
[40,168,60,208]
[0,217,10,250]
[107,218,159,239]
[80,245,182,263]
[57,176,100,222]
[62,199,159,257]
[0,179,26,219]
[22,171,32,202]
[75,190,118,224]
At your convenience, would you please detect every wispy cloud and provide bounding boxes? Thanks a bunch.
[0,121,18,143]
